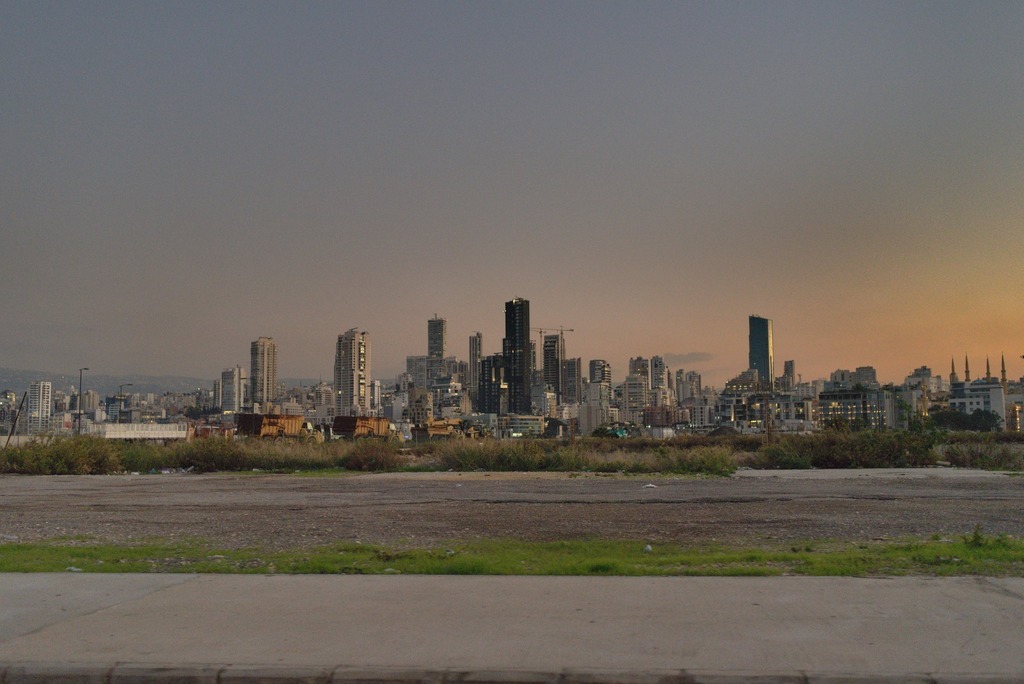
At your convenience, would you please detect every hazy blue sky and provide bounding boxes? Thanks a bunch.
[3,1,1022,387]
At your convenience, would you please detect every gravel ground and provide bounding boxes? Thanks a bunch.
[1,469,1021,550]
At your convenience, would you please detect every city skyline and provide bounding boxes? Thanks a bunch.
[4,307,1019,395]
[3,297,1019,436]
[2,3,1022,387]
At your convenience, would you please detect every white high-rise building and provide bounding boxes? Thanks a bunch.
[220,365,248,414]
[676,370,702,402]
[335,328,371,417]
[28,381,52,434]
[622,374,648,425]
[650,356,667,390]
[579,380,611,435]
[628,357,651,397]
[250,336,278,411]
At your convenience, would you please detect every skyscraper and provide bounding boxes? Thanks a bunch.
[502,297,532,415]
[468,332,482,403]
[427,315,446,359]
[478,353,507,415]
[542,333,564,401]
[250,337,278,411]
[562,357,582,404]
[589,359,612,384]
[622,375,647,425]
[782,360,796,390]
[335,328,371,417]
[220,365,247,414]
[650,356,667,390]
[628,357,651,397]
[28,380,52,434]
[748,315,774,392]
[684,371,702,399]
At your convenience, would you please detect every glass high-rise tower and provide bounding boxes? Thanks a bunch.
[468,331,482,405]
[502,297,532,415]
[543,333,564,401]
[748,315,774,392]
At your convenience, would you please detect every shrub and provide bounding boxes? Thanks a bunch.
[767,432,938,469]
[432,439,551,471]
[0,436,122,474]
[671,445,737,476]
[943,441,1024,470]
[166,438,250,472]
[120,442,178,472]
[754,443,812,469]
[431,440,500,470]
[341,440,406,471]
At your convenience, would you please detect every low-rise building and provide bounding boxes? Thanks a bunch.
[949,379,1007,427]
[817,389,896,430]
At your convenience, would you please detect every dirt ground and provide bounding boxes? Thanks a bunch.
[1,469,1022,550]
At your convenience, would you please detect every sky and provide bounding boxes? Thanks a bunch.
[2,1,1023,389]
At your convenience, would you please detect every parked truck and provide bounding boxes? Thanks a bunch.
[330,416,395,440]
[410,418,474,441]
[235,414,324,443]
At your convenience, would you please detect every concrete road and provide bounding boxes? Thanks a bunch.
[1,573,1023,682]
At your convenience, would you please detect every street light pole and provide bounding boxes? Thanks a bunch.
[77,367,89,436]
[118,383,133,424]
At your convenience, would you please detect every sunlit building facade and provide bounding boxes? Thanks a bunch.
[250,336,278,411]
[335,328,371,417]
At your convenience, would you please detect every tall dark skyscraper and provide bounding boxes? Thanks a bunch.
[562,357,582,404]
[478,353,507,415]
[782,360,796,390]
[502,297,532,414]
[427,315,446,359]
[467,331,482,405]
[542,333,564,401]
[748,315,774,392]
[589,359,612,384]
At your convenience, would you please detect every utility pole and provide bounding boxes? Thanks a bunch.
[764,393,774,445]
[118,383,133,424]
[4,392,27,450]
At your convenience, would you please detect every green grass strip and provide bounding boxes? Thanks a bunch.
[2,534,1022,576]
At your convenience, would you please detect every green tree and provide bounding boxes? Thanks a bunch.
[930,409,1003,432]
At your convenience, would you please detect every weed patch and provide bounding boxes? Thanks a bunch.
[4,535,1022,577]
[3,430,1020,476]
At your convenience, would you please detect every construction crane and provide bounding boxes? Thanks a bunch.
[531,326,574,339]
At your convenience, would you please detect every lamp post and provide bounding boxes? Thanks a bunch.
[118,383,133,424]
[77,367,89,436]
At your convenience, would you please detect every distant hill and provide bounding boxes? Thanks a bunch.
[0,368,212,397]
[0,368,321,397]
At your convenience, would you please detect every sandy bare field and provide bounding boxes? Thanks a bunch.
[1,469,1021,549]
